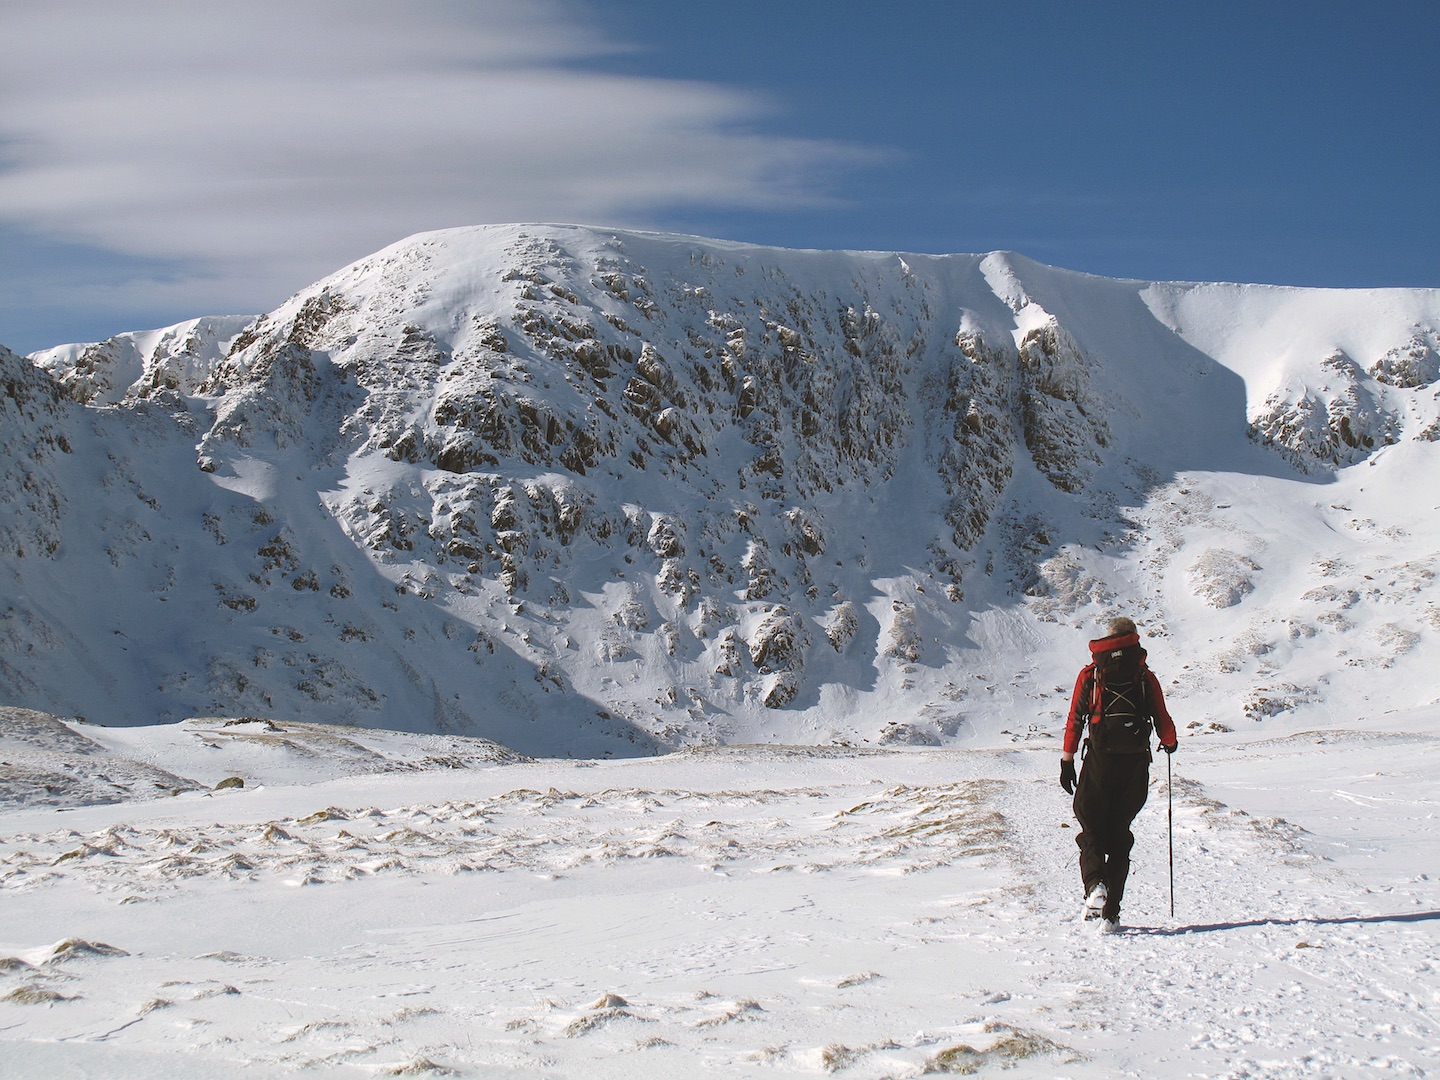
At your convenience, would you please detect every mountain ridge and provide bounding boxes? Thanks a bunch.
[7,223,1440,755]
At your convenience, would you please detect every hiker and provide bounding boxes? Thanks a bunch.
[1059,616,1177,929]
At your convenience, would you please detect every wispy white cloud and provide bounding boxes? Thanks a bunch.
[0,0,875,324]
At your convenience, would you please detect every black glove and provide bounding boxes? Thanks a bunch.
[1060,757,1077,794]
[1161,742,1177,754]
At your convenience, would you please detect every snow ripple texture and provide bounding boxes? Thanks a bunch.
[2,730,1436,1079]
[1,780,1007,893]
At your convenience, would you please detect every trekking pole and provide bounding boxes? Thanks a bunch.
[1167,750,1175,919]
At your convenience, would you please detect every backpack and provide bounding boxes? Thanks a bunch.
[1083,643,1153,754]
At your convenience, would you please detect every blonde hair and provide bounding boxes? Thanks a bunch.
[1106,616,1137,637]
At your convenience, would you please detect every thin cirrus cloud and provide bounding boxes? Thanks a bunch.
[0,0,877,328]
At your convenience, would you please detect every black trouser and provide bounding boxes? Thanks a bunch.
[1072,749,1150,919]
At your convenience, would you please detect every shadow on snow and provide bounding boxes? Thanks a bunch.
[1127,910,1440,936]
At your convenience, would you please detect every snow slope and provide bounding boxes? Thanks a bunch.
[6,224,1440,756]
[1,706,1435,1077]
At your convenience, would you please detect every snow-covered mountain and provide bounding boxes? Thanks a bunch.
[6,224,1440,755]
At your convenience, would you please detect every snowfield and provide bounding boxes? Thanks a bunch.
[2,706,1436,1078]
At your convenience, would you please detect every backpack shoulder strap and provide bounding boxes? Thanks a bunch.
[1089,664,1105,724]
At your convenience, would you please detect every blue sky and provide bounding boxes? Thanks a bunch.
[2,0,1436,353]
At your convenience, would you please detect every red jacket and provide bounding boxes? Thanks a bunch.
[1063,632,1177,755]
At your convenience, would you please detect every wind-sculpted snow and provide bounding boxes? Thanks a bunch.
[0,711,521,810]
[8,225,1440,751]
[0,778,1008,896]
[0,725,1435,1077]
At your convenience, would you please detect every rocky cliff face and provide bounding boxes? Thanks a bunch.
[1245,326,1440,471]
[7,226,1440,753]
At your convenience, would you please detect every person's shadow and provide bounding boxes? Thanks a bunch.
[1125,910,1440,936]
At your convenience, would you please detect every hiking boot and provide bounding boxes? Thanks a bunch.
[1082,882,1108,920]
[1098,917,1120,935]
